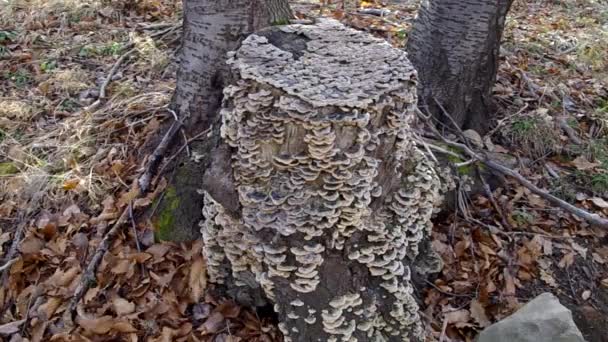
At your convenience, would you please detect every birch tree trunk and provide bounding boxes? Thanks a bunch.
[201,20,444,341]
[406,0,513,134]
[153,0,292,241]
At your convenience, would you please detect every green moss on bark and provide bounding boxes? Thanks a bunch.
[153,186,180,241]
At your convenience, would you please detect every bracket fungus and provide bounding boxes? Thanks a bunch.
[200,19,443,341]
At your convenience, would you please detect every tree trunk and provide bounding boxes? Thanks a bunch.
[202,20,444,341]
[152,0,292,241]
[406,0,513,134]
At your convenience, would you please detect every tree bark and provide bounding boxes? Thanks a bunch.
[406,0,513,134]
[153,0,292,241]
[201,20,444,341]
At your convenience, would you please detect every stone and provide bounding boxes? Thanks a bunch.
[477,292,586,342]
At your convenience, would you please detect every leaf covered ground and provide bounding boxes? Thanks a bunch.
[0,0,607,341]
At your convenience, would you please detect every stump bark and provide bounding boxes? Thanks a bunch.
[201,19,443,341]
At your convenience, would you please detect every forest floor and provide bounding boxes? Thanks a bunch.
[0,0,607,341]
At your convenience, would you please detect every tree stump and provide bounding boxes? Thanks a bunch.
[201,19,443,341]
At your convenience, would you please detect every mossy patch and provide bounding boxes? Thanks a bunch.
[153,185,179,241]
[0,162,19,175]
[271,18,290,26]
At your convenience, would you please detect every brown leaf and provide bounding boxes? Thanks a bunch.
[504,269,516,295]
[571,242,588,259]
[200,312,225,334]
[78,315,114,334]
[113,319,137,333]
[558,252,575,268]
[146,244,171,260]
[30,320,49,342]
[470,299,490,327]
[128,252,152,264]
[47,267,80,287]
[540,269,558,287]
[444,308,471,328]
[37,297,62,320]
[19,236,44,254]
[0,319,26,336]
[590,197,608,209]
[216,301,241,319]
[62,178,80,190]
[572,156,599,170]
[84,287,100,304]
[189,255,207,302]
[111,259,131,274]
[112,296,135,316]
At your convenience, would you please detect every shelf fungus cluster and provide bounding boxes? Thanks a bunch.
[200,19,443,341]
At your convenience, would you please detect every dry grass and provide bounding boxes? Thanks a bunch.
[0,99,35,120]
[503,110,561,159]
[41,69,91,94]
[0,0,103,26]
[0,0,180,216]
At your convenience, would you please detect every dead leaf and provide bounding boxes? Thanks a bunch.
[78,315,114,334]
[463,129,483,147]
[590,197,608,209]
[543,239,553,256]
[0,319,26,335]
[540,269,558,287]
[601,278,608,288]
[470,299,490,327]
[112,296,135,316]
[592,252,605,264]
[62,178,80,190]
[571,242,588,259]
[111,259,131,274]
[146,244,171,260]
[47,267,80,287]
[37,297,62,320]
[558,252,575,268]
[189,255,207,302]
[572,156,599,170]
[19,236,44,254]
[199,312,225,334]
[216,301,241,318]
[444,308,471,327]
[113,319,137,333]
[582,290,591,300]
[504,269,516,295]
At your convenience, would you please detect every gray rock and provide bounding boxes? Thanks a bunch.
[477,293,586,342]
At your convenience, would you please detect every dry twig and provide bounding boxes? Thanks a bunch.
[442,138,608,228]
[418,104,608,228]
[65,118,183,319]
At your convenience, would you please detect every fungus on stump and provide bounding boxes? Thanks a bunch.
[201,19,443,341]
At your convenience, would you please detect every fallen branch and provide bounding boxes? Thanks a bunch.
[443,138,608,229]
[99,49,135,100]
[487,103,529,137]
[416,107,608,229]
[138,121,181,193]
[83,25,180,113]
[65,118,183,319]
[558,117,582,145]
[0,216,28,284]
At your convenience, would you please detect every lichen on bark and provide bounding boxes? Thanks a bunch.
[201,19,444,341]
